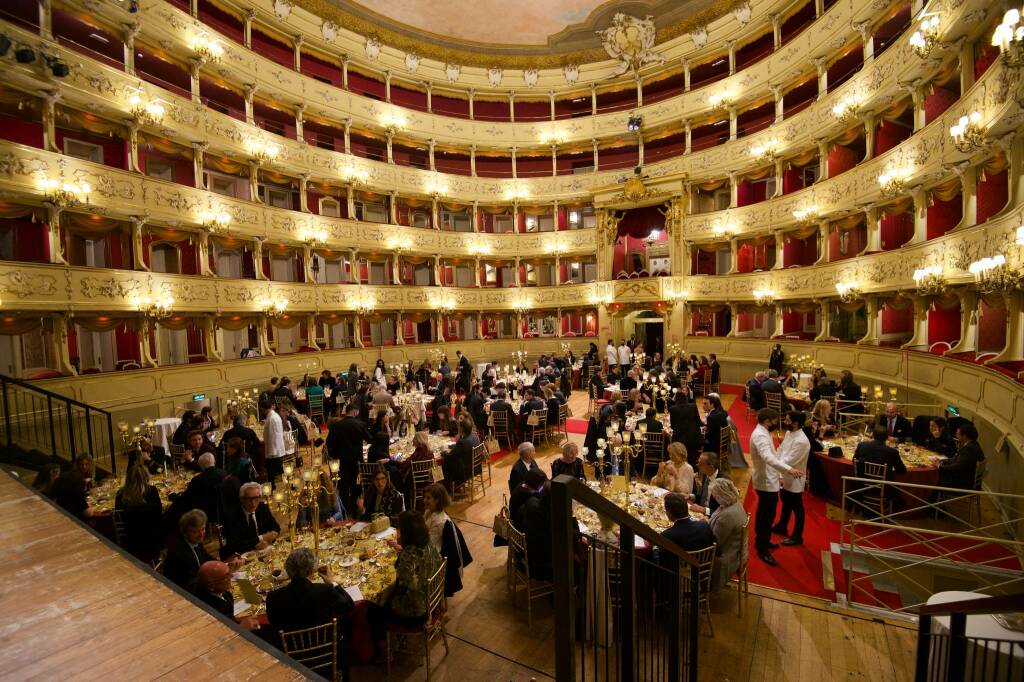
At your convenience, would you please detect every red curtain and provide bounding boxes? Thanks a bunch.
[924,87,958,125]
[977,170,1008,224]
[928,304,960,347]
[875,120,909,155]
[616,205,664,239]
[827,146,859,178]
[880,213,913,251]
[782,168,803,194]
[927,194,961,239]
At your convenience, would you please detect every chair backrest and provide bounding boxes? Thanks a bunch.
[973,460,986,489]
[492,410,510,434]
[861,460,888,481]
[507,521,528,574]
[642,432,665,460]
[691,543,717,595]
[308,393,323,410]
[558,403,569,426]
[410,459,435,488]
[111,509,127,546]
[765,391,783,413]
[718,428,731,455]
[531,409,547,427]
[274,396,292,411]
[471,443,487,474]
[359,461,383,487]
[426,558,448,624]
[738,513,751,574]
[279,618,337,680]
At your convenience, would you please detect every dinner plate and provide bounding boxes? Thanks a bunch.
[339,556,358,568]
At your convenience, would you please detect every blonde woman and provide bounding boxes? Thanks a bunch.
[651,442,695,494]
[811,399,836,437]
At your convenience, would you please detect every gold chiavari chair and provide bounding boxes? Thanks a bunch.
[525,409,547,445]
[410,459,436,510]
[307,392,325,425]
[386,559,450,681]
[719,429,732,473]
[507,522,554,626]
[111,509,127,547]
[765,391,783,415]
[682,544,718,637]
[471,442,490,491]
[858,460,890,519]
[358,461,383,494]
[279,618,339,681]
[736,514,750,617]
[641,432,666,478]
[549,403,569,444]
[491,410,513,448]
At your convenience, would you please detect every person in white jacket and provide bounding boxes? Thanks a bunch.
[260,399,285,488]
[773,411,811,546]
[617,341,631,369]
[605,340,618,373]
[748,408,803,566]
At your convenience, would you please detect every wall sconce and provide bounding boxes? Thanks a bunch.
[836,281,860,302]
[341,163,369,185]
[713,223,735,239]
[380,110,406,135]
[199,209,231,232]
[949,111,985,153]
[749,138,779,162]
[665,286,688,304]
[512,295,532,314]
[913,265,946,296]
[300,227,328,248]
[260,296,289,318]
[831,92,864,123]
[708,90,734,110]
[909,14,941,59]
[568,210,580,226]
[353,291,375,315]
[969,254,1022,294]
[504,184,530,201]
[387,236,412,252]
[190,32,224,63]
[753,288,775,306]
[432,293,456,315]
[538,128,568,145]
[40,177,90,208]
[136,292,174,318]
[992,9,1024,68]
[127,92,165,126]
[424,175,448,198]
[878,165,912,197]
[468,239,491,256]
[247,137,280,164]
[792,205,820,223]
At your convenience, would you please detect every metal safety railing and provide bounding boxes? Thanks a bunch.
[840,476,1024,614]
[0,374,117,474]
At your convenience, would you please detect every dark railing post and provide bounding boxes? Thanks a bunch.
[914,613,932,682]
[66,399,77,459]
[46,394,57,457]
[619,526,635,682]
[666,555,680,681]
[1,377,11,447]
[84,406,94,458]
[946,613,967,682]
[106,412,116,476]
[551,476,575,682]
[688,563,699,682]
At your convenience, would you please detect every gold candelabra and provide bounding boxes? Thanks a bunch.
[226,387,260,418]
[276,453,341,560]
[117,418,156,450]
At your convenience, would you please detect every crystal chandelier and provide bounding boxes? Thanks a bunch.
[969,255,1023,294]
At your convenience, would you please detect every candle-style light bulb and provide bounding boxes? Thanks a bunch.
[283,463,294,478]
[329,459,340,474]
[260,483,272,497]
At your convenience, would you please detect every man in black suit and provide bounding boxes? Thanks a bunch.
[657,493,714,570]
[455,350,472,394]
[761,369,783,396]
[619,369,638,393]
[175,452,230,522]
[746,372,767,410]
[464,382,488,434]
[668,392,704,464]
[443,416,480,487]
[509,441,541,492]
[267,547,354,634]
[709,354,721,386]
[703,393,730,455]
[188,560,235,618]
[327,404,371,509]
[637,407,663,434]
[853,425,907,479]
[938,422,985,489]
[163,509,215,588]
[222,414,260,458]
[518,388,545,435]
[876,402,913,442]
[688,452,727,516]
[221,482,280,558]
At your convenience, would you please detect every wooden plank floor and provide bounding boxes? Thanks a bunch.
[0,470,308,682]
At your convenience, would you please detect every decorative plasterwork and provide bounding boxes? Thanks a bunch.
[598,14,666,77]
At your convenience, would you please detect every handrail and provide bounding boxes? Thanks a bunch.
[915,594,1024,617]
[1,374,112,416]
[553,474,700,567]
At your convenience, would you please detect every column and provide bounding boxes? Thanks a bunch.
[549,90,556,120]
[907,83,925,132]
[292,34,303,72]
[42,91,59,152]
[725,40,737,75]
[989,291,1024,364]
[477,313,486,340]
[437,313,446,343]
[428,138,436,171]
[683,120,692,154]
[302,244,315,282]
[901,296,930,349]
[958,164,978,229]
[908,187,928,245]
[857,297,879,345]
[305,316,321,351]
[683,60,691,92]
[299,174,309,212]
[203,317,223,361]
[509,92,515,123]
[515,313,523,339]
[472,201,479,232]
[189,59,202,103]
[386,132,394,164]
[814,57,827,100]
[814,220,829,264]
[514,256,522,286]
[388,191,398,224]
[636,77,644,107]
[817,139,830,181]
[192,142,208,189]
[391,252,401,284]
[772,229,784,269]
[52,314,77,376]
[141,319,159,368]
[590,83,598,115]
[638,135,645,166]
[770,13,781,50]
[470,145,477,177]
[814,300,832,341]
[394,311,404,345]
[130,216,148,271]
[680,241,692,275]
[855,21,873,62]
[814,0,824,17]
[511,147,518,179]
[384,71,392,103]
[474,257,481,287]
[861,205,880,254]
[343,118,352,154]
[349,249,359,283]
[725,303,739,337]
[123,22,141,75]
[556,308,563,337]
[248,162,260,203]
[257,318,274,356]
[469,89,475,120]
[861,114,877,161]
[197,231,214,276]
[727,237,738,274]
[551,144,558,177]
[433,255,442,286]
[346,184,356,218]
[773,158,785,197]
[425,83,433,113]
[771,85,784,123]
[126,122,141,173]
[341,56,349,89]
[728,172,738,207]
[947,290,978,355]
[959,40,976,93]
[243,9,256,49]
[243,83,257,125]
[253,238,268,280]
[294,104,305,143]
[728,106,737,141]
[592,139,599,171]
[38,0,52,38]
[772,304,785,338]
[431,198,439,229]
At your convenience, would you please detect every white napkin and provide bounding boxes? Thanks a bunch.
[344,586,364,602]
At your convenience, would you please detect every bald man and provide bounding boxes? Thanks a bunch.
[189,561,234,617]
[876,402,912,442]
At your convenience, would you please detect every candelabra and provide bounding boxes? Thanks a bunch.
[913,265,947,296]
[191,33,224,63]
[300,227,328,249]
[199,209,231,233]
[41,177,90,208]
[247,138,280,165]
[878,166,911,197]
[791,354,815,377]
[750,139,779,163]
[909,14,941,59]
[117,418,156,450]
[137,293,174,319]
[127,93,166,126]
[226,387,260,417]
[512,350,528,368]
[992,9,1024,68]
[284,454,341,560]
[949,112,985,153]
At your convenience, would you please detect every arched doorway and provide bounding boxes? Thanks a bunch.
[620,308,665,358]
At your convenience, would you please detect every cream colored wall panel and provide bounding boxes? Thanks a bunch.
[816,346,856,369]
[906,355,942,389]
[941,367,984,403]
[981,380,1016,424]
[158,366,230,395]
[855,350,902,380]
[223,360,283,386]
[77,373,160,406]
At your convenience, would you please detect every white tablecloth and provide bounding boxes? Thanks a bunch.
[152,417,181,452]
[927,591,1024,682]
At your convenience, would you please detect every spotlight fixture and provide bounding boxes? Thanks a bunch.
[15,46,35,63]
[949,111,985,153]
[627,114,643,133]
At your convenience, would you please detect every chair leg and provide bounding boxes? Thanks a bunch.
[441,623,449,655]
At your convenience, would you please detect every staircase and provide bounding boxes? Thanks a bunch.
[0,374,117,475]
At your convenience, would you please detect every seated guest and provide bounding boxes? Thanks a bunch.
[652,442,695,495]
[189,560,235,618]
[637,407,663,434]
[114,464,163,563]
[357,469,405,525]
[223,437,254,485]
[510,469,546,530]
[688,452,728,515]
[656,493,714,570]
[127,436,169,475]
[521,480,554,580]
[810,399,837,438]
[50,467,95,520]
[399,430,435,490]
[272,376,297,404]
[280,405,309,447]
[174,452,231,523]
[619,369,638,392]
[434,405,457,437]
[368,511,443,648]
[508,441,540,492]
[368,430,391,463]
[877,402,912,442]
[171,410,197,446]
[430,384,453,431]
[31,463,61,497]
[164,509,214,588]
[422,484,472,597]
[222,482,280,558]
[443,416,479,488]
[838,370,865,414]
[198,406,219,434]
[809,377,837,403]
[761,369,783,397]
[518,388,545,432]
[550,442,586,481]
[222,415,260,459]
[589,368,607,400]
[853,425,907,480]
[297,462,347,528]
[703,393,730,456]
[267,547,354,634]
[938,423,985,489]
[543,385,561,428]
[925,418,956,457]
[746,372,767,410]
[706,478,747,590]
[181,430,216,472]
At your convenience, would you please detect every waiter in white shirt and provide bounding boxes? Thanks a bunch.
[605,340,618,373]
[749,407,803,566]
[260,399,286,488]
[617,341,631,370]
[773,411,811,547]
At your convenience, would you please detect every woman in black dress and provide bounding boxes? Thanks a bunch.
[551,442,586,481]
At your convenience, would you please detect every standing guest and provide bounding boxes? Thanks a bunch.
[605,339,618,373]
[222,415,260,460]
[222,482,280,558]
[838,370,865,414]
[443,417,479,488]
[510,469,547,530]
[31,463,61,497]
[703,393,730,456]
[373,359,387,385]
[656,493,714,570]
[509,441,540,492]
[853,424,907,479]
[327,404,371,511]
[521,480,554,580]
[877,402,912,442]
[258,400,285,487]
[267,547,354,633]
[163,509,215,588]
[709,353,721,387]
[688,452,728,516]
[114,464,164,563]
[422,484,472,597]
[651,442,695,495]
[925,418,956,456]
[749,408,803,566]
[768,344,785,374]
[706,479,747,590]
[746,372,767,410]
[550,442,586,481]
[368,511,443,649]
[773,411,811,546]
[669,392,704,465]
[273,377,297,404]
[464,383,488,434]
[357,469,405,525]
[189,561,235,618]
[938,423,985,489]
[617,340,632,372]
[223,437,254,485]
[455,350,472,394]
[345,363,360,397]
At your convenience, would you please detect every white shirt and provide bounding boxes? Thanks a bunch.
[263,409,285,459]
[748,424,791,493]
[617,344,631,366]
[777,429,811,493]
[606,344,618,365]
